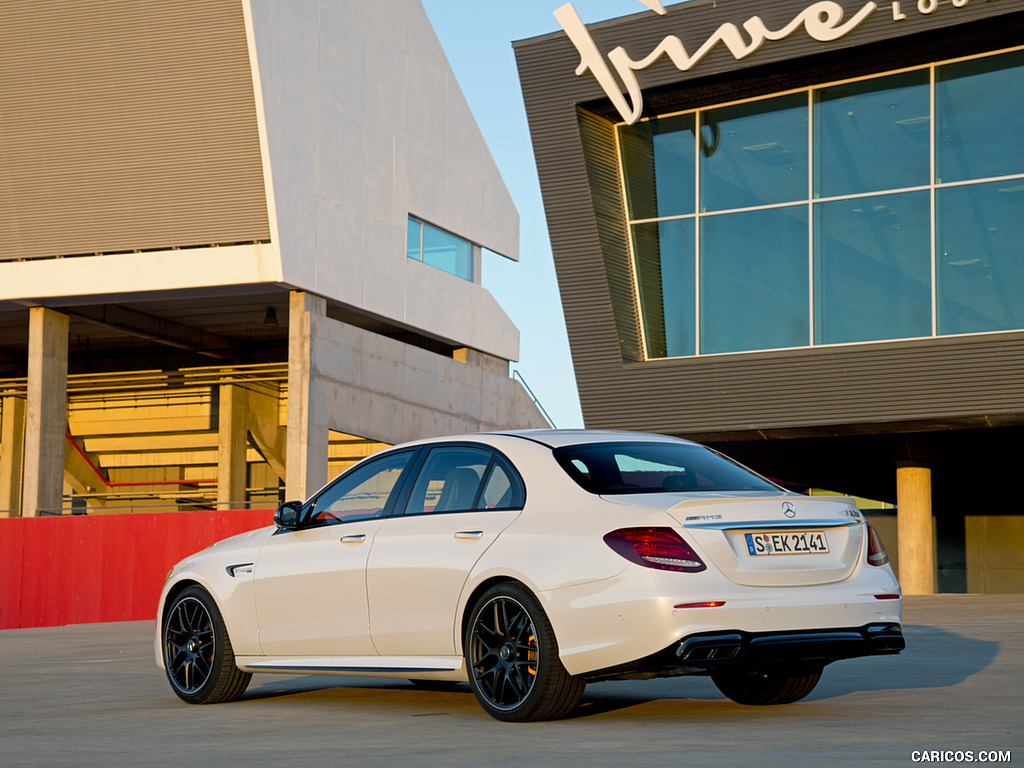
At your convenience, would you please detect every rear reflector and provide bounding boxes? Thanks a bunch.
[603,527,707,573]
[674,601,726,609]
[874,594,901,600]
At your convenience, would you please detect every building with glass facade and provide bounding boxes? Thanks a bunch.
[516,0,1024,593]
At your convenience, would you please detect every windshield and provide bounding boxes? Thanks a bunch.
[552,441,780,495]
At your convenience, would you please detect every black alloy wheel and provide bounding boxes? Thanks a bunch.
[465,582,584,722]
[711,666,822,705]
[163,586,251,704]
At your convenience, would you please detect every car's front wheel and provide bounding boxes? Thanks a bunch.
[711,666,822,705]
[464,583,585,722]
[162,586,251,704]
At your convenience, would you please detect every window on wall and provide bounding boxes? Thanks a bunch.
[618,48,1024,359]
[407,216,473,281]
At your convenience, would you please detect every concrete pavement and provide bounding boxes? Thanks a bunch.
[0,595,1019,767]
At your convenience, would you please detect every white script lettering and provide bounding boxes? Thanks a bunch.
[555,1,879,124]
[892,1,907,20]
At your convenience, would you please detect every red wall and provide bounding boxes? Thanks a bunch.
[0,509,273,630]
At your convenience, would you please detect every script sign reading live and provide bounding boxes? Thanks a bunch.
[555,0,975,125]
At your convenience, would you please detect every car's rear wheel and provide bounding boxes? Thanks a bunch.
[711,666,822,705]
[163,586,251,704]
[465,583,585,722]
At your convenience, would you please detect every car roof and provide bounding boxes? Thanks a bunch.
[487,429,697,449]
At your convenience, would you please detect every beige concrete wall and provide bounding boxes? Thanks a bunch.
[966,516,1024,593]
[250,0,522,361]
[286,292,547,499]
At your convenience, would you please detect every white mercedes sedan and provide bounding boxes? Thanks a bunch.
[155,430,904,721]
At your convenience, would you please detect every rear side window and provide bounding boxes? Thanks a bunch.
[406,447,491,514]
[403,446,527,515]
[479,458,525,510]
[553,441,778,495]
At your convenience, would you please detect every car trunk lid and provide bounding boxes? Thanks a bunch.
[604,493,865,587]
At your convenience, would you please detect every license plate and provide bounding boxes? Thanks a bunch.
[744,530,829,556]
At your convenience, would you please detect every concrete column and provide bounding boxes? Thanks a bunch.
[1,396,27,515]
[22,307,69,516]
[896,462,936,595]
[217,384,248,509]
[286,291,328,502]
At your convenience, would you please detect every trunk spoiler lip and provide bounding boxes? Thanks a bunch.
[682,519,860,531]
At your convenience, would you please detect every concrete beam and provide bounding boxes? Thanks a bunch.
[22,307,69,516]
[67,304,240,363]
[0,396,26,514]
[286,291,328,502]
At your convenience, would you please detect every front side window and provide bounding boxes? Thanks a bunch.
[309,451,413,524]
[553,441,779,495]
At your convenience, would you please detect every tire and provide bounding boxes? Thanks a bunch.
[464,582,585,722]
[711,666,822,705]
[162,586,252,705]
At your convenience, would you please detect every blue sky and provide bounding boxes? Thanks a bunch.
[421,1,647,428]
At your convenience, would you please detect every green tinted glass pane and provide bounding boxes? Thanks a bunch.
[620,114,695,219]
[937,50,1024,183]
[938,181,1024,334]
[814,71,930,198]
[814,191,931,344]
[632,219,695,358]
[700,93,808,212]
[406,218,421,260]
[422,222,471,280]
[700,206,809,354]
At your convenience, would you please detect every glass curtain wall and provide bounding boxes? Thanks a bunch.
[621,48,1024,358]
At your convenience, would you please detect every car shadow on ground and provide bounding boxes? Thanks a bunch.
[809,623,998,695]
[236,623,997,718]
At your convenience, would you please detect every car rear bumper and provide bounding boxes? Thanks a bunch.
[584,622,905,681]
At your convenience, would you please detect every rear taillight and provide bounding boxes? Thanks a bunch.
[604,527,707,573]
[866,524,889,566]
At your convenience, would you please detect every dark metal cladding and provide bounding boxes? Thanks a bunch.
[514,0,1024,442]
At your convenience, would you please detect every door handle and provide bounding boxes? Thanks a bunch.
[340,534,366,544]
[454,530,484,540]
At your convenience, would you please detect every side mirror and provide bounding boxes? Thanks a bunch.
[273,500,304,529]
